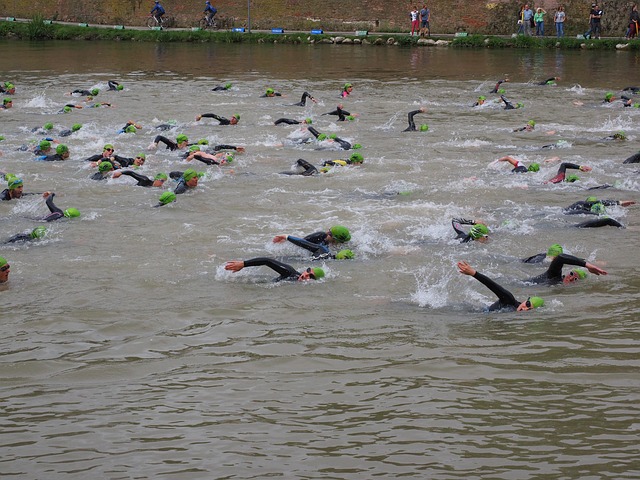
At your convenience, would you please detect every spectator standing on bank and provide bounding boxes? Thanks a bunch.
[410,6,420,36]
[586,3,603,39]
[522,4,534,36]
[419,4,430,37]
[554,6,566,37]
[534,7,547,36]
[627,4,639,39]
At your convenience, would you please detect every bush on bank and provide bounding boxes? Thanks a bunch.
[0,17,638,51]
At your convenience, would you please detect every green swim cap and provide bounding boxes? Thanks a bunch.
[352,143,362,149]
[469,223,489,240]
[586,196,598,203]
[0,257,7,268]
[225,82,232,89]
[528,120,536,126]
[39,140,51,150]
[344,83,352,90]
[72,123,82,132]
[176,134,188,144]
[3,97,12,104]
[233,114,240,120]
[136,153,146,160]
[224,152,235,162]
[349,153,364,164]
[419,124,429,132]
[330,225,351,243]
[189,145,201,152]
[329,134,337,140]
[5,82,14,89]
[528,163,540,172]
[30,226,47,239]
[305,118,312,124]
[90,88,99,96]
[63,208,80,218]
[266,88,274,95]
[547,244,563,257]
[497,88,505,94]
[528,296,544,308]
[573,269,587,279]
[154,172,168,181]
[590,202,606,214]
[94,103,103,108]
[98,161,113,173]
[604,92,614,100]
[123,125,135,133]
[196,172,206,178]
[116,84,124,91]
[8,177,23,190]
[335,249,354,260]
[0,136,4,141]
[317,134,327,141]
[346,115,355,121]
[63,106,72,113]
[565,174,579,183]
[478,96,486,101]
[43,122,54,131]
[320,167,331,173]
[56,144,68,155]
[197,139,209,145]
[159,191,177,205]
[182,168,198,182]
[103,144,114,151]
[516,102,524,108]
[310,267,325,280]
[613,131,626,140]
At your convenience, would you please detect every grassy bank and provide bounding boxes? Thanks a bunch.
[1,17,638,51]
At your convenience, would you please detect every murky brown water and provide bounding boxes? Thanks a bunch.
[1,41,639,479]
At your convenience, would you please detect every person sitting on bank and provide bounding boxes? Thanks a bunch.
[457,261,544,312]
[195,113,240,125]
[225,257,325,282]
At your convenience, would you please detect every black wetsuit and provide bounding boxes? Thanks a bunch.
[72,89,93,96]
[4,232,35,244]
[261,92,282,97]
[322,106,351,119]
[548,162,581,183]
[291,91,315,106]
[154,135,179,150]
[281,159,318,176]
[575,217,624,228]
[38,153,66,162]
[471,271,521,312]
[564,199,620,214]
[83,154,133,168]
[118,170,156,187]
[309,127,352,149]
[623,152,640,164]
[522,253,547,264]
[212,85,230,91]
[108,80,121,91]
[242,257,302,282]
[59,129,74,137]
[155,124,175,131]
[90,172,110,181]
[275,118,303,126]
[190,152,224,166]
[452,218,475,243]
[527,254,587,285]
[43,193,65,222]
[500,95,516,110]
[1,189,14,201]
[284,236,331,259]
[199,113,233,125]
[403,110,423,132]
[538,78,557,85]
[304,231,330,246]
[490,79,507,94]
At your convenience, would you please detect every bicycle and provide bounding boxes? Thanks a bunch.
[147,15,175,29]
[199,15,219,30]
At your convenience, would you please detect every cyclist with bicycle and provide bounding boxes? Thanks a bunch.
[150,0,165,24]
[204,1,217,26]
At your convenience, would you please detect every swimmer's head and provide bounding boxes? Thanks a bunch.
[117,84,124,91]
[189,145,201,152]
[516,102,524,108]
[310,267,325,280]
[72,123,82,132]
[478,95,486,101]
[527,120,536,127]
[335,249,355,260]
[469,224,489,240]
[419,124,429,132]
[63,106,72,113]
[182,168,198,182]
[528,296,545,309]
[604,92,614,101]
[565,174,579,182]
[124,125,137,133]
[176,134,188,144]
[103,144,114,152]
[590,202,606,214]
[63,207,80,218]
[547,244,563,257]
[349,153,364,164]
[8,177,23,190]
[30,226,47,239]
[564,268,587,284]
[265,88,275,96]
[225,82,232,89]
[3,97,12,105]
[39,140,51,151]
[154,172,168,181]
[613,131,626,140]
[317,133,327,141]
[43,122,54,131]
[158,191,177,205]
[343,83,353,91]
[352,143,362,149]
[497,88,505,94]
[197,139,209,145]
[90,88,99,96]
[56,144,69,155]
[98,161,113,173]
[347,115,355,121]
[329,225,351,243]
[527,163,540,172]
[305,117,312,124]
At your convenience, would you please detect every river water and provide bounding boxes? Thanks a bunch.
[1,41,639,479]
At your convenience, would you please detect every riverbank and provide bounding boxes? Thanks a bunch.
[1,18,639,51]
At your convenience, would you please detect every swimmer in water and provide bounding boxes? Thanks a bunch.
[500,95,523,110]
[403,107,428,132]
[0,257,10,283]
[112,170,168,187]
[526,253,607,285]
[108,80,124,91]
[195,113,240,125]
[340,83,353,98]
[537,76,560,85]
[496,156,540,173]
[490,78,509,93]
[212,82,232,91]
[261,88,282,97]
[41,192,80,222]
[224,257,325,282]
[291,91,317,106]
[522,244,563,264]
[452,218,490,243]
[513,120,536,132]
[272,234,354,260]
[457,261,543,312]
[274,117,313,126]
[3,226,47,244]
[37,144,70,161]
[545,162,591,183]
[150,134,189,151]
